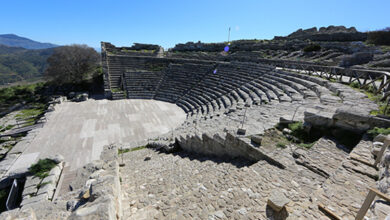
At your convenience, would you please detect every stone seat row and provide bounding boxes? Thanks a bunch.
[113,60,342,118]
[173,63,340,118]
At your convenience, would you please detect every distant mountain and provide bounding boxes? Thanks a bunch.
[0,45,55,84]
[0,34,58,50]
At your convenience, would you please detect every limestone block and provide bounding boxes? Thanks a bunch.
[0,207,36,220]
[374,134,388,143]
[20,193,48,207]
[22,185,38,197]
[371,142,384,157]
[237,128,246,135]
[250,135,262,146]
[68,196,116,220]
[0,136,11,141]
[8,142,28,154]
[0,148,9,155]
[282,128,292,135]
[24,175,42,188]
[8,167,29,179]
[42,174,57,186]
[267,190,290,212]
[36,181,55,198]
[48,166,61,179]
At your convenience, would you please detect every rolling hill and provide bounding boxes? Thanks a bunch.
[0,34,58,50]
[0,44,55,85]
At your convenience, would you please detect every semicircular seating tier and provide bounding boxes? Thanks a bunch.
[103,54,344,119]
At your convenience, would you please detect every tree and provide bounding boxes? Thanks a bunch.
[367,27,390,46]
[44,44,100,84]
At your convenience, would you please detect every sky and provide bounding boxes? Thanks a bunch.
[1,0,389,49]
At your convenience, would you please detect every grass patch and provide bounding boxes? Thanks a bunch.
[28,159,57,179]
[288,122,310,142]
[348,82,390,117]
[118,148,130,155]
[367,127,390,139]
[261,129,290,149]
[276,142,287,148]
[298,142,315,149]
[0,124,15,132]
[118,145,146,155]
[0,83,45,107]
[349,81,360,89]
[111,88,123,93]
[275,121,319,149]
[16,108,44,120]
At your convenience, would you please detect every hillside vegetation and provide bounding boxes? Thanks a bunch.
[0,45,54,85]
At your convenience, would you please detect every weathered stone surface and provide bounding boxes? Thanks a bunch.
[371,142,383,157]
[282,128,292,135]
[24,175,41,188]
[20,193,48,207]
[22,185,38,197]
[48,154,64,164]
[267,190,290,212]
[374,134,388,143]
[21,200,70,219]
[250,135,262,145]
[0,136,11,141]
[0,207,37,220]
[70,160,104,191]
[68,196,116,220]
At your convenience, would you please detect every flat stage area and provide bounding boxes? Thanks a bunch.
[8,99,186,174]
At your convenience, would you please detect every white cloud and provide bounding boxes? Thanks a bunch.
[235,25,240,31]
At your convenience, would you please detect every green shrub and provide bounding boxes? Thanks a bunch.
[16,108,44,120]
[303,44,321,52]
[367,127,390,139]
[367,28,390,46]
[288,122,308,141]
[29,159,57,179]
[349,81,360,88]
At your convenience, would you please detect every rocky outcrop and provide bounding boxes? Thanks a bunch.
[67,144,122,220]
[101,42,162,56]
[285,26,367,42]
[0,145,122,220]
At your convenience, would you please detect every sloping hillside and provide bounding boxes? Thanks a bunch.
[0,45,55,85]
[0,34,58,49]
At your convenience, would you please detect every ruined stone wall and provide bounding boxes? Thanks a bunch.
[177,132,285,168]
[101,42,112,98]
[102,42,161,56]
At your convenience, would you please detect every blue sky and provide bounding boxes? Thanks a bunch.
[1,0,389,49]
